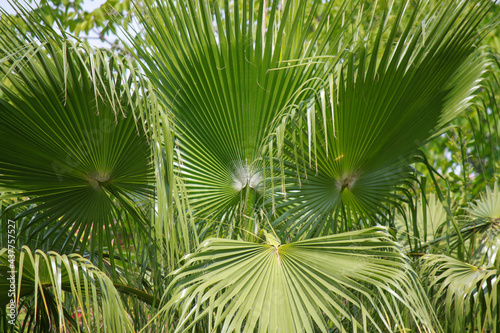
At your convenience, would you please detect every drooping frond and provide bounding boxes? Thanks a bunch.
[422,253,500,333]
[0,246,133,333]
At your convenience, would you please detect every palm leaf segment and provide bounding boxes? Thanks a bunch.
[271,0,491,237]
[464,182,500,265]
[421,184,500,332]
[136,0,350,225]
[0,16,153,257]
[469,182,500,221]
[422,254,500,333]
[394,192,448,248]
[0,246,132,333]
[161,227,437,332]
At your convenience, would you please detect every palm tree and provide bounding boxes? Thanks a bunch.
[0,0,498,332]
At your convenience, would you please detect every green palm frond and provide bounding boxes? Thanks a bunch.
[407,184,500,259]
[149,107,198,269]
[270,0,491,238]
[0,13,154,260]
[0,246,133,333]
[468,182,500,220]
[158,227,437,332]
[422,253,500,333]
[465,182,500,265]
[394,192,448,249]
[134,0,354,233]
[427,183,500,262]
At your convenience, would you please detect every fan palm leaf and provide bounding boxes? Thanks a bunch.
[0,12,154,262]
[422,253,500,333]
[419,184,500,332]
[394,192,448,249]
[465,182,500,265]
[134,0,355,235]
[419,183,500,258]
[270,0,491,238]
[158,227,438,332]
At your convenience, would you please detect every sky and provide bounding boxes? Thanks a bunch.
[0,0,106,15]
[0,0,130,48]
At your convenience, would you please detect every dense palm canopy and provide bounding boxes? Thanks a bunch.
[0,0,499,332]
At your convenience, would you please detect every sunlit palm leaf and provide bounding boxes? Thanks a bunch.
[422,253,500,333]
[468,182,500,220]
[465,182,500,265]
[394,192,448,249]
[425,183,500,260]
[271,0,491,238]
[134,0,353,234]
[0,246,133,333]
[159,227,437,332]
